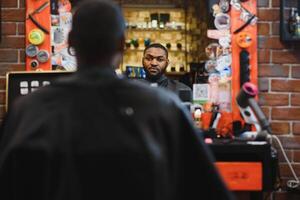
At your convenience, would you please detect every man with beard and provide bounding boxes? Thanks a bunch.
[142,43,191,95]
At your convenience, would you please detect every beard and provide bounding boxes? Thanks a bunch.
[144,66,167,81]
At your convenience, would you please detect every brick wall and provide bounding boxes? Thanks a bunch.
[0,0,300,198]
[0,0,25,119]
[257,1,300,197]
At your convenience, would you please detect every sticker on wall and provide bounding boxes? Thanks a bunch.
[214,13,231,30]
[207,29,230,40]
[205,43,222,60]
[216,54,232,72]
[193,84,210,103]
[28,29,45,45]
[219,36,231,48]
[205,60,217,73]
[26,44,39,57]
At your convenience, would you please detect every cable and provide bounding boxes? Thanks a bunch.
[271,135,300,189]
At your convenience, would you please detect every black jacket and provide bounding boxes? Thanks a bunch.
[145,75,191,94]
[0,67,234,200]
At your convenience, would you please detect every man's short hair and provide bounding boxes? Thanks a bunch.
[68,0,125,64]
[143,43,168,58]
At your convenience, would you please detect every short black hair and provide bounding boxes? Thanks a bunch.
[68,0,125,66]
[143,43,168,58]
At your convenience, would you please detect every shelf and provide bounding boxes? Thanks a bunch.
[126,28,185,32]
[165,71,187,76]
[122,4,183,9]
[124,49,186,53]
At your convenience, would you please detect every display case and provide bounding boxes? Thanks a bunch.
[280,0,300,42]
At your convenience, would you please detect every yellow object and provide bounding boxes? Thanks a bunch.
[28,29,45,45]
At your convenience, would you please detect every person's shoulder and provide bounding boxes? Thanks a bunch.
[124,78,181,106]
[172,80,191,91]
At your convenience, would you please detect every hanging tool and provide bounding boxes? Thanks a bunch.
[234,14,256,34]
[231,0,258,34]
[26,1,50,34]
[239,50,250,87]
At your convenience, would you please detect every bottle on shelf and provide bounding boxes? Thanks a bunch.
[288,7,298,36]
[295,15,300,37]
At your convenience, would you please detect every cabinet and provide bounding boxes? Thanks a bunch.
[121,5,189,76]
[280,0,300,42]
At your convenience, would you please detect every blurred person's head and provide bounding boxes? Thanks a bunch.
[68,0,125,70]
[142,43,169,80]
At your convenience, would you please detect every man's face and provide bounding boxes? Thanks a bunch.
[143,47,169,78]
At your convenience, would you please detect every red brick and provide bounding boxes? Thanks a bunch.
[20,0,25,8]
[291,94,300,106]
[258,22,270,35]
[273,51,300,64]
[19,50,25,63]
[277,149,292,162]
[279,163,300,177]
[258,49,270,63]
[272,0,280,7]
[2,0,18,8]
[293,150,300,162]
[270,122,290,135]
[258,64,289,77]
[259,93,289,106]
[261,107,270,119]
[2,9,25,22]
[0,36,25,49]
[2,23,17,35]
[293,123,300,135]
[0,78,5,91]
[0,50,18,62]
[258,8,280,21]
[258,78,269,92]
[258,36,267,48]
[272,79,300,92]
[292,66,300,78]
[272,22,280,35]
[17,23,25,35]
[277,136,300,149]
[259,36,288,49]
[0,92,5,105]
[265,37,290,49]
[258,0,269,7]
[272,108,300,121]
[0,64,25,76]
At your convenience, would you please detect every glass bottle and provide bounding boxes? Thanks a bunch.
[288,8,297,35]
[295,15,300,37]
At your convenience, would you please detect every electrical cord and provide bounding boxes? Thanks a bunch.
[270,135,300,190]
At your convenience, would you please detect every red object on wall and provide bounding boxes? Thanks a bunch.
[231,0,258,123]
[25,0,51,71]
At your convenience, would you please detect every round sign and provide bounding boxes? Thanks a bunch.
[37,50,50,63]
[28,29,45,45]
[25,44,39,57]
